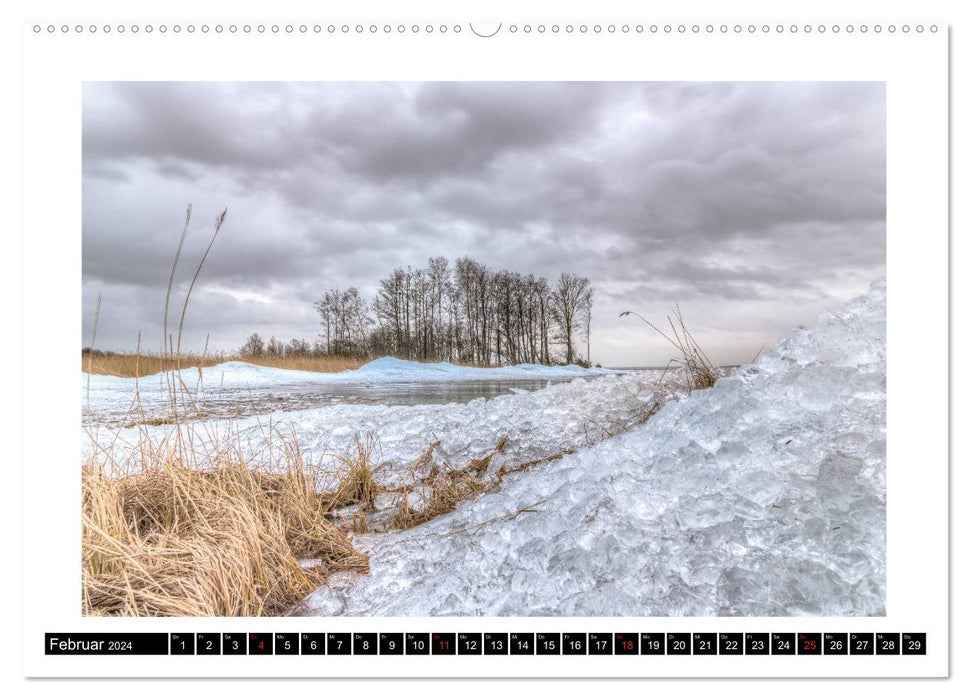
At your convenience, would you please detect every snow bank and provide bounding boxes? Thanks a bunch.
[304,280,887,616]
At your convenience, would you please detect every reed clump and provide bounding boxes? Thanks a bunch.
[82,445,368,617]
[620,304,721,391]
[327,435,380,510]
[82,350,368,378]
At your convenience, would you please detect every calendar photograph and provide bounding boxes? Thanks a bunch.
[80,80,887,618]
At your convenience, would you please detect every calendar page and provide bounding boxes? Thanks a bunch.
[19,4,949,681]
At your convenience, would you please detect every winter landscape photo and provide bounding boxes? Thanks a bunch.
[81,82,886,618]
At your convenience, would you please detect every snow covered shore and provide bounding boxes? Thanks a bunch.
[302,280,887,616]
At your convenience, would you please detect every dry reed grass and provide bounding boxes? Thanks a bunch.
[326,435,380,510]
[244,354,368,374]
[82,350,368,378]
[620,304,721,390]
[82,439,368,617]
[390,436,508,529]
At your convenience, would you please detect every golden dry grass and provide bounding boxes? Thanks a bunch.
[82,350,368,378]
[326,436,380,510]
[620,304,722,391]
[391,472,489,530]
[82,438,368,617]
[244,355,369,374]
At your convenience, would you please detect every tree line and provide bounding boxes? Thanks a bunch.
[240,256,594,366]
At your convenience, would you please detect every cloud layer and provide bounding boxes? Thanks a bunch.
[82,82,885,366]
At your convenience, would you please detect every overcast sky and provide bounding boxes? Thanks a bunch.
[82,82,885,367]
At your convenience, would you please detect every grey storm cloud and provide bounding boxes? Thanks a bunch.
[82,81,885,366]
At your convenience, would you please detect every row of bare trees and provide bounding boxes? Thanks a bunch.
[239,333,317,357]
[241,257,594,366]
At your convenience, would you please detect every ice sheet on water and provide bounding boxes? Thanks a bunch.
[303,279,887,617]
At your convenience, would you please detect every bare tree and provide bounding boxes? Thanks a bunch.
[374,269,409,357]
[315,287,373,357]
[266,336,284,356]
[285,337,310,355]
[550,272,592,364]
[316,289,337,354]
[239,333,265,357]
[583,287,594,364]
